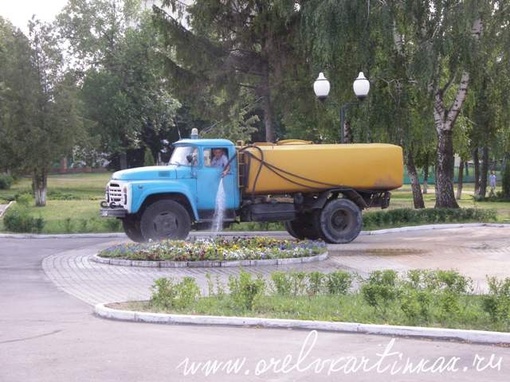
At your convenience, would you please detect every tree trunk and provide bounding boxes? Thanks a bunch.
[479,146,489,197]
[435,129,459,208]
[432,18,480,208]
[473,148,480,195]
[263,93,274,142]
[32,168,48,207]
[456,161,464,200]
[261,69,275,143]
[433,69,470,208]
[406,150,425,208]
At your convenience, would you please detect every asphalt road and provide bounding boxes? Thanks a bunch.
[1,227,510,381]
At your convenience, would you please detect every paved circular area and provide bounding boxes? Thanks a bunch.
[42,224,510,306]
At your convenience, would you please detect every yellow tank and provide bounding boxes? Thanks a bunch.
[240,141,403,195]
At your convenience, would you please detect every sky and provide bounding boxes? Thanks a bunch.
[0,0,69,32]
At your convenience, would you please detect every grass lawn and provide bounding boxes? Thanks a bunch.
[0,173,119,233]
[0,172,111,201]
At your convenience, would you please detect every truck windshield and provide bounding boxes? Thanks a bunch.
[168,146,196,166]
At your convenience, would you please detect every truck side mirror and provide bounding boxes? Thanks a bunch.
[186,154,193,164]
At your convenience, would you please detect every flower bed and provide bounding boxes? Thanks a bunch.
[98,237,327,262]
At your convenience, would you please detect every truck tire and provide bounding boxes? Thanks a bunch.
[284,211,321,240]
[319,199,362,244]
[140,200,191,241]
[122,217,145,242]
[284,220,304,240]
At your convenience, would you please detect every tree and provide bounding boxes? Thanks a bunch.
[154,0,305,142]
[0,18,83,206]
[57,0,181,169]
[302,1,506,209]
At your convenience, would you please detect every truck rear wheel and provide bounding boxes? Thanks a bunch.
[122,216,144,243]
[319,199,362,244]
[284,211,321,240]
[140,200,191,241]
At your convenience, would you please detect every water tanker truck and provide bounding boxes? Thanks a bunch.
[100,131,403,244]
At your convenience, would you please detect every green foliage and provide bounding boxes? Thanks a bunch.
[399,289,432,325]
[307,271,326,296]
[228,270,265,311]
[0,175,13,190]
[270,271,292,296]
[57,1,181,164]
[326,271,353,295]
[3,204,45,233]
[205,273,226,298]
[360,270,399,314]
[150,278,176,309]
[150,277,201,310]
[269,270,352,297]
[47,190,81,200]
[225,221,284,232]
[482,277,510,324]
[15,193,33,207]
[144,147,155,166]
[363,208,497,230]
[145,269,510,332]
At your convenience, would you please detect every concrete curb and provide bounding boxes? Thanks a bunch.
[90,252,329,268]
[94,303,510,345]
[361,222,510,235]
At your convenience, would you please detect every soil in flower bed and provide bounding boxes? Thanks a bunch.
[98,237,327,262]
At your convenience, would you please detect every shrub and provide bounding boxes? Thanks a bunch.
[326,271,353,295]
[206,273,226,298]
[363,208,497,230]
[482,276,510,323]
[3,205,45,233]
[361,270,400,314]
[270,271,292,296]
[307,271,326,296]
[399,289,432,325]
[228,270,265,311]
[0,174,14,190]
[150,277,201,310]
[15,193,33,207]
[150,278,176,310]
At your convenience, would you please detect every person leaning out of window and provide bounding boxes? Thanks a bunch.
[211,148,230,177]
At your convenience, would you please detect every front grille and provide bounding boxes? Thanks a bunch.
[107,182,124,206]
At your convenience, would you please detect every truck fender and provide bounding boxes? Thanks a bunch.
[312,188,367,210]
[131,181,199,220]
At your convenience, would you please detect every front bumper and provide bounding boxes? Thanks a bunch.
[100,208,127,218]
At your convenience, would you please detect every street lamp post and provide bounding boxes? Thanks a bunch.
[314,72,370,143]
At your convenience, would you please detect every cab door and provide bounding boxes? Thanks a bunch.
[195,147,238,220]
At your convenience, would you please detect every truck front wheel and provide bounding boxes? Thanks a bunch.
[319,199,362,244]
[122,216,144,242]
[140,200,191,241]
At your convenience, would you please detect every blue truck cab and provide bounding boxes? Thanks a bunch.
[100,136,240,242]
